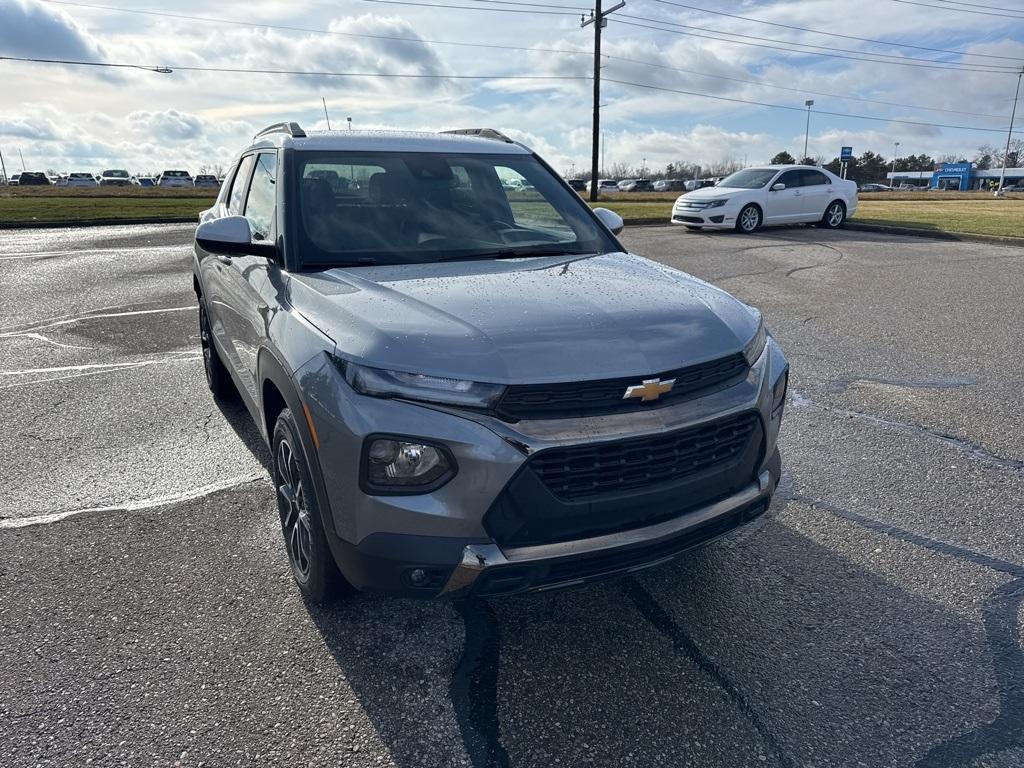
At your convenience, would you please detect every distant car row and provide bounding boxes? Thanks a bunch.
[564,177,723,193]
[2,170,222,188]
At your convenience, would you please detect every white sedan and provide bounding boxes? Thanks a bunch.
[670,165,858,233]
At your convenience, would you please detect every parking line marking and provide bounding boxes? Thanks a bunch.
[0,306,195,336]
[0,473,266,529]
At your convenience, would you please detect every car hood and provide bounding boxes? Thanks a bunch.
[680,187,747,201]
[288,253,760,384]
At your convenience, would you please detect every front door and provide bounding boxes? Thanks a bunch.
[764,169,804,223]
[798,169,833,220]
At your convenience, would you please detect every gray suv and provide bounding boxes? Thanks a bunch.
[192,122,789,602]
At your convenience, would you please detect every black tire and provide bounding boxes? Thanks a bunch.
[819,200,846,229]
[198,299,236,400]
[684,225,702,231]
[736,204,761,233]
[272,408,346,604]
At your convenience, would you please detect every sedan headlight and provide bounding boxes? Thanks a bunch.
[706,199,729,208]
[743,315,767,365]
[338,358,506,408]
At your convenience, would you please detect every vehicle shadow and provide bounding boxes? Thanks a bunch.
[297,494,1010,768]
[214,391,272,472]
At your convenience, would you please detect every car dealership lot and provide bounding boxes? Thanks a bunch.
[1,224,1023,767]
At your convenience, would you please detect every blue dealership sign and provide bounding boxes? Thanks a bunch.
[840,146,853,161]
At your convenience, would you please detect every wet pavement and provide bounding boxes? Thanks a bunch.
[1,223,1022,767]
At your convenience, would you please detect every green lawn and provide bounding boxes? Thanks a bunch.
[2,187,1021,239]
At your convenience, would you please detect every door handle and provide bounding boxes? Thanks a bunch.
[215,254,233,265]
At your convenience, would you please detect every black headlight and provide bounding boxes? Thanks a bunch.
[771,368,788,419]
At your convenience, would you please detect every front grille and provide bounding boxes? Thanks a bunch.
[674,215,704,224]
[531,411,759,502]
[496,352,748,421]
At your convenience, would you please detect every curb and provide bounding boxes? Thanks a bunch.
[845,222,1024,247]
[0,216,196,230]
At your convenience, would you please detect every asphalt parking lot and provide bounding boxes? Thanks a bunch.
[2,222,1023,767]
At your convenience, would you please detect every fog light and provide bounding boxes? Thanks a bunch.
[408,568,428,586]
[363,437,455,493]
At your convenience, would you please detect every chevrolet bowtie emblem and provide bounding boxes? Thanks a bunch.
[623,377,676,402]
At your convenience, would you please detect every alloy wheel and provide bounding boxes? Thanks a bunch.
[827,203,844,227]
[276,439,313,582]
[740,206,760,232]
[198,304,214,384]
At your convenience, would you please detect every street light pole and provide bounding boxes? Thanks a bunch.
[891,141,900,187]
[803,100,814,161]
[997,67,1023,195]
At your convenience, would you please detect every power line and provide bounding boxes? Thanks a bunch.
[361,0,581,14]
[933,0,1024,13]
[39,0,585,50]
[889,0,1024,18]
[41,0,1020,115]
[0,55,589,81]
[617,13,1020,71]
[604,55,1011,118]
[603,77,1015,133]
[647,0,1024,62]
[614,17,1022,73]
[2,53,1015,136]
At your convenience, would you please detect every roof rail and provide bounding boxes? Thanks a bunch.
[441,128,514,144]
[253,121,306,140]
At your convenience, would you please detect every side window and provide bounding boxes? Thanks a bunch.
[776,170,802,188]
[496,165,573,234]
[216,163,237,208]
[244,152,278,241]
[228,155,256,215]
[800,170,830,186]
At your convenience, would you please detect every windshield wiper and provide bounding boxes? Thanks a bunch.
[307,257,379,269]
[439,248,595,263]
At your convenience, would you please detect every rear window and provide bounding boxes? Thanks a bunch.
[162,170,190,177]
[103,170,129,178]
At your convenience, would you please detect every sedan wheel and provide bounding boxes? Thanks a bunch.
[821,201,846,229]
[736,204,761,233]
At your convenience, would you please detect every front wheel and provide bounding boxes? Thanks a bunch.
[198,299,235,400]
[736,204,761,233]
[819,200,846,229]
[272,408,347,603]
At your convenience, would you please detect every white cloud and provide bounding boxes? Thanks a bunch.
[0,0,106,61]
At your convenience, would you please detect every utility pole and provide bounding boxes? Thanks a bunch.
[0,148,7,184]
[18,148,26,171]
[322,98,332,131]
[997,66,1023,196]
[891,141,900,187]
[802,100,814,161]
[582,0,624,201]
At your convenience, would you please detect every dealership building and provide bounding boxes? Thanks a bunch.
[887,162,1024,190]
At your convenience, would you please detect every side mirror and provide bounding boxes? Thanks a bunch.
[195,215,277,258]
[593,207,624,235]
[771,182,786,191]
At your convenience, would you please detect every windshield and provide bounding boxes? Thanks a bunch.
[104,170,128,178]
[717,169,778,189]
[163,170,189,177]
[293,151,616,267]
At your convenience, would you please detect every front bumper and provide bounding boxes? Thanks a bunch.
[300,338,788,597]
[670,206,739,228]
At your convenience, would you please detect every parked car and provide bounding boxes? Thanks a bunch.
[132,176,157,187]
[194,174,221,188]
[671,165,858,233]
[618,178,653,192]
[18,171,51,186]
[66,172,99,188]
[566,179,587,191]
[7,173,20,186]
[858,183,890,192]
[158,170,193,188]
[684,178,717,192]
[653,179,687,192]
[191,122,788,602]
[998,184,1022,192]
[99,169,131,187]
[587,178,619,193]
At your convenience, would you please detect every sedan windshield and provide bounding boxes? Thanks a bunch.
[292,151,617,267]
[718,169,778,189]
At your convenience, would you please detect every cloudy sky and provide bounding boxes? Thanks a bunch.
[0,0,1021,175]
